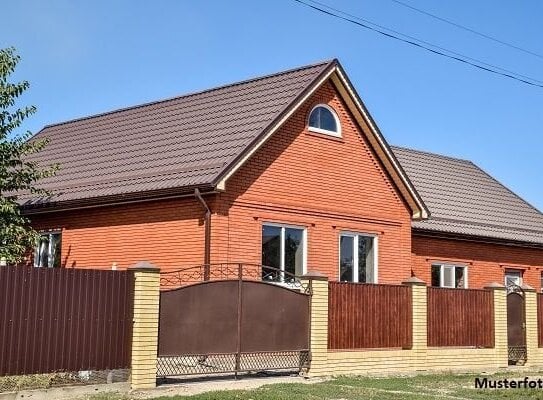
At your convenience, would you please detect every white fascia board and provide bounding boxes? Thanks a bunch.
[332,68,429,220]
[215,67,336,191]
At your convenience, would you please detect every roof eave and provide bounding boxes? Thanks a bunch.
[413,227,543,249]
[20,184,217,215]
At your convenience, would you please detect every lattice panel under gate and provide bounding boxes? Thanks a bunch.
[157,351,309,377]
[508,346,527,365]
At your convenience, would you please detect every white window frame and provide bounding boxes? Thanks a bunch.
[307,104,342,137]
[261,223,307,278]
[34,230,62,268]
[338,232,378,283]
[504,270,523,287]
[432,263,468,289]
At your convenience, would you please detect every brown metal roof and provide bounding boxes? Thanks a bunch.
[392,146,543,246]
[21,60,335,208]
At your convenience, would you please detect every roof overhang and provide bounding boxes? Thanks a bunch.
[413,228,543,249]
[214,61,429,220]
[21,184,217,215]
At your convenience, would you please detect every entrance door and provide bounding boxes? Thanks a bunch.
[507,287,526,365]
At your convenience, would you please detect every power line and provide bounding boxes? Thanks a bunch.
[390,0,543,60]
[292,0,543,89]
[301,0,543,85]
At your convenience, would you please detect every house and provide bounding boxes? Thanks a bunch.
[23,59,543,290]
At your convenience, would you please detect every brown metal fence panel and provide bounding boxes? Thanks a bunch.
[427,287,494,348]
[328,282,412,350]
[538,294,543,347]
[0,267,134,376]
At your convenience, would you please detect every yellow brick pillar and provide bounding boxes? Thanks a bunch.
[402,277,427,369]
[484,282,508,368]
[522,284,539,367]
[129,261,160,389]
[302,271,329,377]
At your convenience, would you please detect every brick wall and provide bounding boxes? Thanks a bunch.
[412,234,543,290]
[31,197,208,270]
[212,80,413,282]
[30,78,414,282]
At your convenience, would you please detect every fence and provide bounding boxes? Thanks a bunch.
[328,282,412,349]
[427,287,494,348]
[0,267,133,377]
[8,264,543,391]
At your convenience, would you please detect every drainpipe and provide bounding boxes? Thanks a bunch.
[194,188,211,280]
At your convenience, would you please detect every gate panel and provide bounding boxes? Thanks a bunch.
[158,281,238,356]
[157,274,310,378]
[240,281,309,353]
[507,289,526,364]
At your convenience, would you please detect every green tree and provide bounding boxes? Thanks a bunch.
[0,47,57,265]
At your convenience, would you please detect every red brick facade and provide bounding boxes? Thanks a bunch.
[28,78,543,287]
[211,80,413,282]
[412,234,543,291]
[30,79,413,281]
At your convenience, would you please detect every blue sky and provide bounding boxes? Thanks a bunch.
[4,0,543,210]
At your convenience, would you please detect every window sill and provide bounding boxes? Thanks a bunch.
[305,129,344,142]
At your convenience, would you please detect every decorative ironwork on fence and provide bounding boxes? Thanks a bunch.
[0,266,134,377]
[327,282,412,350]
[427,287,494,348]
[159,263,310,293]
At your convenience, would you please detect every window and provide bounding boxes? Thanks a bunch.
[34,232,61,268]
[339,233,377,283]
[431,264,467,288]
[308,104,341,137]
[505,270,522,287]
[261,224,306,282]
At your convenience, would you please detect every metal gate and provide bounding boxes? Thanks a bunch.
[157,264,311,379]
[507,284,527,365]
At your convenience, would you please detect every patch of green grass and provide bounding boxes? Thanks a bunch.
[150,372,543,400]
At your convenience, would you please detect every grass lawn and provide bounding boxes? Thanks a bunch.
[85,372,543,400]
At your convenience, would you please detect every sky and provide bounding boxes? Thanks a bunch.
[3,0,543,211]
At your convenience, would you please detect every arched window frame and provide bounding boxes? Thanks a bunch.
[307,104,342,137]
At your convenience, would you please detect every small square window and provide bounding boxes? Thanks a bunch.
[431,264,467,288]
[339,233,377,283]
[34,232,61,268]
[261,224,305,282]
[505,270,522,287]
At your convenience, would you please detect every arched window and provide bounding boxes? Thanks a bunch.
[308,104,341,137]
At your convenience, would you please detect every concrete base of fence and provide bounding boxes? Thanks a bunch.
[306,279,511,377]
[0,382,129,400]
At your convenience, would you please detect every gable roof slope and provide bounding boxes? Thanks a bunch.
[392,146,543,246]
[22,61,334,208]
[21,60,428,219]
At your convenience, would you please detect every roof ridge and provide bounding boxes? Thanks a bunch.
[391,145,472,164]
[39,59,335,131]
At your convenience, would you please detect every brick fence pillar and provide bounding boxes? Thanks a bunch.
[302,271,329,376]
[129,261,160,389]
[522,284,539,367]
[484,282,508,368]
[402,277,427,368]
